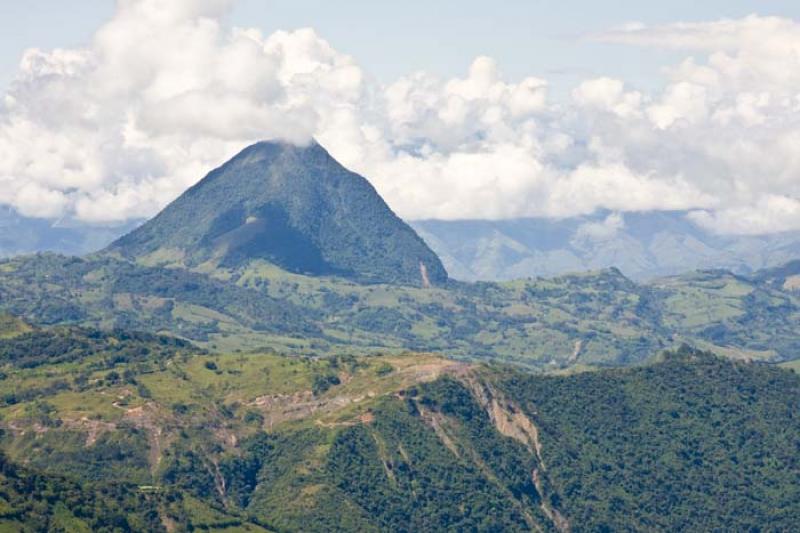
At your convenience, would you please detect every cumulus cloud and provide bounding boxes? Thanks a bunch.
[688,196,800,235]
[586,15,800,233]
[572,78,642,119]
[0,0,345,222]
[574,212,626,241]
[1,3,800,235]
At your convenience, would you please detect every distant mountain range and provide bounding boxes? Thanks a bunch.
[412,211,800,281]
[5,203,800,283]
[0,206,138,259]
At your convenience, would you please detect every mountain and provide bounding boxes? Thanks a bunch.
[0,329,797,531]
[2,142,800,530]
[6,199,800,285]
[107,140,447,287]
[412,211,800,281]
[751,259,800,292]
[1,140,799,367]
[0,205,138,259]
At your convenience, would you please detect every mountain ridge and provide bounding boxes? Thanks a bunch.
[0,332,796,531]
[6,202,800,283]
[412,212,800,281]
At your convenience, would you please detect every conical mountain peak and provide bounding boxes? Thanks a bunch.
[108,140,447,287]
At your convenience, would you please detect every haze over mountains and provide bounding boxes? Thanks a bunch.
[5,191,800,282]
[413,212,800,281]
[0,206,138,259]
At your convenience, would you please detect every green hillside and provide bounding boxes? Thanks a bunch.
[3,253,800,367]
[0,325,796,531]
[0,314,30,339]
[0,452,166,532]
[780,359,800,372]
[497,346,800,530]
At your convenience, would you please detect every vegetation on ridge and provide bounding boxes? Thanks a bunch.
[4,252,800,367]
[0,322,796,531]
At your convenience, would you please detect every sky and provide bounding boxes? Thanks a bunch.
[2,0,800,234]
[5,1,800,94]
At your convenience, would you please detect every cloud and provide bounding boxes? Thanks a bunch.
[688,195,800,235]
[572,78,642,119]
[0,1,339,222]
[0,4,799,235]
[574,212,626,241]
[594,15,800,97]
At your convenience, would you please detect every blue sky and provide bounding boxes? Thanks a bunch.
[3,0,800,97]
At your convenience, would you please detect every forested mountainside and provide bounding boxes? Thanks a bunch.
[106,141,447,287]
[0,322,796,531]
[2,252,800,368]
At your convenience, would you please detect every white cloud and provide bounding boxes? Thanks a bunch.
[688,195,800,235]
[647,82,708,129]
[574,212,626,241]
[0,4,799,236]
[586,15,800,234]
[572,77,643,119]
[595,15,800,97]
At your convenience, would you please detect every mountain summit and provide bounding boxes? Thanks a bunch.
[107,140,447,286]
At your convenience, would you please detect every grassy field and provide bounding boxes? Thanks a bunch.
[0,314,30,339]
[0,330,462,435]
[780,359,800,372]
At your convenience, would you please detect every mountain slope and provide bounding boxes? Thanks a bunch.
[0,254,676,365]
[108,140,447,287]
[0,452,166,532]
[495,347,800,531]
[0,332,797,531]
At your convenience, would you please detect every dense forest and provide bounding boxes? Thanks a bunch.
[0,451,165,532]
[498,347,800,531]
[0,322,796,531]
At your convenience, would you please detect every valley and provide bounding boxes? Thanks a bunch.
[0,141,798,531]
[3,0,800,529]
